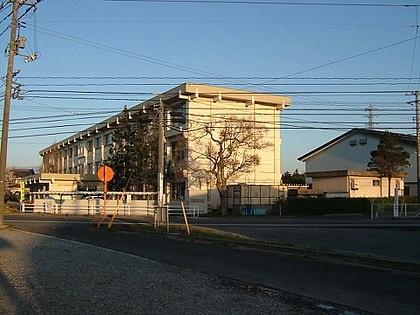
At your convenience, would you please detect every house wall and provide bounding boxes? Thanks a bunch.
[311,176,348,195]
[311,175,403,198]
[348,176,403,198]
[24,173,81,193]
[305,131,416,189]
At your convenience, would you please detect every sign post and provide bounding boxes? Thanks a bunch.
[96,165,114,228]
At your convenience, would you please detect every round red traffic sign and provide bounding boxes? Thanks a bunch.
[97,165,114,182]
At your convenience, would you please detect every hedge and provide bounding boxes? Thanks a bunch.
[273,197,371,216]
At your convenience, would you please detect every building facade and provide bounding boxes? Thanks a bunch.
[304,170,404,198]
[298,129,415,197]
[40,83,291,212]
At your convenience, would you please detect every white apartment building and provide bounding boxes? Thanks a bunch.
[40,83,291,211]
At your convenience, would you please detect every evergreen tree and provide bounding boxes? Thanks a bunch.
[282,169,305,184]
[368,132,410,197]
[107,108,158,191]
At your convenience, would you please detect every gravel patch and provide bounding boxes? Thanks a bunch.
[0,229,329,314]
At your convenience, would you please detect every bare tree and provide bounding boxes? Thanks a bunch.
[5,167,17,198]
[187,116,272,215]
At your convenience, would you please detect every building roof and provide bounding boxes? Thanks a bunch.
[39,83,291,156]
[298,128,416,162]
[12,168,35,178]
[306,170,405,178]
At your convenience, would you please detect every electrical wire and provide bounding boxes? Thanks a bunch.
[103,1,420,8]
[20,81,420,87]
[408,8,419,90]
[17,76,420,80]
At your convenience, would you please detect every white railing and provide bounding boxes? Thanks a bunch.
[20,197,204,220]
[167,204,201,218]
[21,199,156,217]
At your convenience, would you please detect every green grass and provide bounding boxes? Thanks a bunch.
[109,222,297,248]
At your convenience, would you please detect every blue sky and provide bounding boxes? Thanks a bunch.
[1,0,419,172]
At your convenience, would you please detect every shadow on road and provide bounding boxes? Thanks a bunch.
[0,232,38,314]
[5,216,420,315]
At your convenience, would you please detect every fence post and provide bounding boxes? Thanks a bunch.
[166,205,170,234]
[393,188,399,218]
[20,202,25,213]
[370,203,374,220]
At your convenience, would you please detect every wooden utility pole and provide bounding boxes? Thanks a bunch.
[0,0,20,228]
[416,91,420,202]
[157,98,166,225]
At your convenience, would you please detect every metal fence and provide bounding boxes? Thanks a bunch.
[167,203,202,218]
[20,192,203,219]
[371,203,420,219]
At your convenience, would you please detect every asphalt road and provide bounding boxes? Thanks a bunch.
[190,218,420,264]
[5,215,420,315]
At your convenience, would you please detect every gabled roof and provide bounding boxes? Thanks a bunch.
[298,128,416,162]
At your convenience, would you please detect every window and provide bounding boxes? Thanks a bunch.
[105,133,113,146]
[373,180,380,186]
[74,145,78,156]
[171,181,186,200]
[68,148,73,157]
[359,138,367,145]
[95,162,101,173]
[95,137,101,148]
[88,140,93,151]
[87,163,93,174]
[349,140,357,146]
[79,143,85,156]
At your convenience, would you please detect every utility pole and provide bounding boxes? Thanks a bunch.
[157,98,166,225]
[0,0,20,228]
[416,91,420,202]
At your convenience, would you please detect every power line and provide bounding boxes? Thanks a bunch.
[17,76,420,80]
[25,24,420,96]
[34,19,416,28]
[8,110,120,122]
[27,24,226,77]
[103,1,420,8]
[8,125,417,140]
[20,81,420,87]
[264,34,420,83]
[23,89,414,95]
[408,8,419,90]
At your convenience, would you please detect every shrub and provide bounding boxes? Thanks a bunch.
[273,197,371,216]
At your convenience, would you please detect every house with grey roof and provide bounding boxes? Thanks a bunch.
[298,128,415,197]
